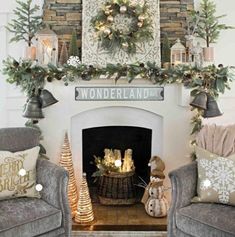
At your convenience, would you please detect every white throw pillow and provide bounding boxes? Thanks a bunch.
[0,146,41,200]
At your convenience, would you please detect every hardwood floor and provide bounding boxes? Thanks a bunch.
[72,231,167,237]
[73,203,167,231]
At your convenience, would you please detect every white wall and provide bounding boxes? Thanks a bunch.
[195,0,235,125]
[0,0,235,180]
[0,0,44,128]
[193,0,235,66]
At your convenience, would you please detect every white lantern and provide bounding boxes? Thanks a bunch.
[35,28,58,66]
[171,38,186,65]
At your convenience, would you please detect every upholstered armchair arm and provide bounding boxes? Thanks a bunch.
[168,162,197,237]
[36,158,71,237]
[169,162,197,208]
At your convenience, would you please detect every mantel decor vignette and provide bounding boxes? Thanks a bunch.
[3,0,233,147]
[3,58,235,138]
[2,0,235,142]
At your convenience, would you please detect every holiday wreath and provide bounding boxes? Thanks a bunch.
[91,0,153,54]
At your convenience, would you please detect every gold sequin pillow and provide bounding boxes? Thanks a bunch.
[192,146,235,206]
[0,146,41,200]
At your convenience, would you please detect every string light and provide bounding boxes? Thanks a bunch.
[114,159,122,167]
[59,132,78,218]
[36,184,43,192]
[19,169,26,176]
[74,173,94,224]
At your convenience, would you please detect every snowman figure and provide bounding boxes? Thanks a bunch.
[141,156,169,217]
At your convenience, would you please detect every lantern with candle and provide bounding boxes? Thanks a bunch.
[35,28,58,66]
[171,38,186,66]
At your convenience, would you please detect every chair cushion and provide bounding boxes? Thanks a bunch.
[0,197,62,237]
[0,128,40,152]
[176,203,235,237]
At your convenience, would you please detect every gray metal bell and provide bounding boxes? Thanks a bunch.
[23,96,44,119]
[203,95,223,118]
[40,89,58,108]
[190,92,207,110]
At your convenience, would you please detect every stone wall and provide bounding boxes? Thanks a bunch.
[160,0,194,42]
[43,0,194,54]
[43,0,82,53]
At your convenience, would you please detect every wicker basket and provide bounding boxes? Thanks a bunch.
[98,171,136,205]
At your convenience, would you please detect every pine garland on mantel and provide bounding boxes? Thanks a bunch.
[2,57,235,137]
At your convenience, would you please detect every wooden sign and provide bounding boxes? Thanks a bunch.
[75,87,164,101]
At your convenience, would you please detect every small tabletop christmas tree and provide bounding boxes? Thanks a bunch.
[59,132,78,218]
[59,42,69,66]
[161,34,171,65]
[193,0,233,48]
[74,173,94,224]
[69,30,79,57]
[6,0,42,47]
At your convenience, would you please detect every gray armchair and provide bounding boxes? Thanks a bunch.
[0,127,71,237]
[168,162,235,237]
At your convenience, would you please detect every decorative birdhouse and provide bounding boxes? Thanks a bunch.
[171,38,186,65]
[35,27,58,66]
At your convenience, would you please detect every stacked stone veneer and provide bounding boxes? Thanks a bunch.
[43,0,82,53]
[160,0,194,42]
[43,0,194,54]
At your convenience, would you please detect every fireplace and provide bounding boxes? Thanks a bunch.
[82,126,152,191]
[43,88,189,231]
[70,106,163,194]
[69,106,166,229]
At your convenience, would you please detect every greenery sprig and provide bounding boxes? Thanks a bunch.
[91,0,153,54]
[92,156,119,177]
[2,58,46,97]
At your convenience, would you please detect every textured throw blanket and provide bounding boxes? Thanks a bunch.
[196,124,235,157]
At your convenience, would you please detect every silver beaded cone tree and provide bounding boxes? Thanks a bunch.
[59,132,78,217]
[75,173,94,224]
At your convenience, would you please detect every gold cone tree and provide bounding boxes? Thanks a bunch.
[75,173,94,224]
[59,132,78,217]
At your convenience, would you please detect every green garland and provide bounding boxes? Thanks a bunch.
[2,59,46,97]
[2,57,235,137]
[91,0,153,54]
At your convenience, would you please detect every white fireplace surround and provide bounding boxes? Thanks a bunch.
[35,83,194,193]
[71,106,163,186]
